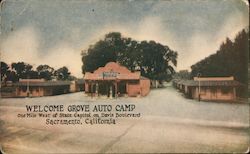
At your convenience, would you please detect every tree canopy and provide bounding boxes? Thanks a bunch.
[54,66,71,81]
[1,62,9,81]
[1,62,74,82]
[173,70,191,80]
[82,32,178,81]
[36,65,54,80]
[191,29,249,84]
[11,62,34,79]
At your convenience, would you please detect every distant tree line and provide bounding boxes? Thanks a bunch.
[191,29,249,85]
[0,61,75,83]
[82,32,178,82]
[173,70,191,80]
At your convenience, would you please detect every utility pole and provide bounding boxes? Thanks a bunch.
[0,52,1,90]
[197,73,201,101]
[27,75,30,97]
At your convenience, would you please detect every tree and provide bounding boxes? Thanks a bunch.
[190,29,249,97]
[82,32,127,73]
[191,29,248,84]
[82,32,178,82]
[117,38,141,71]
[36,65,54,80]
[1,61,20,83]
[2,61,73,81]
[28,70,39,79]
[1,61,9,82]
[11,62,35,79]
[6,71,19,82]
[138,41,177,82]
[173,70,191,80]
[54,66,71,80]
[82,40,117,73]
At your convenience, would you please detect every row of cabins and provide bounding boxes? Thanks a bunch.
[1,62,151,98]
[173,77,243,101]
[1,79,84,98]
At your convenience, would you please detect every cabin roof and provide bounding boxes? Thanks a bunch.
[14,81,71,87]
[173,79,242,87]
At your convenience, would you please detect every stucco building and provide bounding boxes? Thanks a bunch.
[84,62,150,97]
[173,77,242,101]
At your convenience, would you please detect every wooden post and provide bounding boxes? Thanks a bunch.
[115,81,118,98]
[96,82,99,96]
[109,85,112,98]
[233,87,236,100]
[85,82,89,93]
[91,83,93,98]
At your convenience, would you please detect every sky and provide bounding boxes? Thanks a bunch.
[0,0,249,77]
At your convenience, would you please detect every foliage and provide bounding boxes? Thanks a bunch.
[6,71,19,82]
[82,32,178,81]
[1,61,9,81]
[36,65,54,80]
[191,29,249,85]
[173,70,191,80]
[1,61,72,82]
[54,66,71,80]
[11,62,35,79]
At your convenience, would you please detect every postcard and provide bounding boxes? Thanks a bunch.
[0,0,249,153]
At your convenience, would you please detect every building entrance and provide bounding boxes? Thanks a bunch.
[98,82,116,97]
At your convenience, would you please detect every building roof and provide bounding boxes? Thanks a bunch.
[14,80,71,87]
[84,62,140,80]
[174,79,242,87]
[193,76,234,81]
[75,79,84,84]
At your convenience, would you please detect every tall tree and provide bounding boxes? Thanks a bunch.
[54,66,71,80]
[36,65,54,80]
[1,61,9,82]
[1,61,19,83]
[191,28,249,97]
[28,70,39,79]
[82,32,178,82]
[173,70,191,80]
[11,62,38,79]
[6,71,19,82]
[191,29,248,84]
[82,32,126,73]
[117,38,141,71]
[138,41,177,81]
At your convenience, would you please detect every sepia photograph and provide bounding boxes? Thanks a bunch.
[0,0,249,153]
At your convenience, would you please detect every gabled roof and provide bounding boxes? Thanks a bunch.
[94,62,131,74]
[84,62,140,80]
